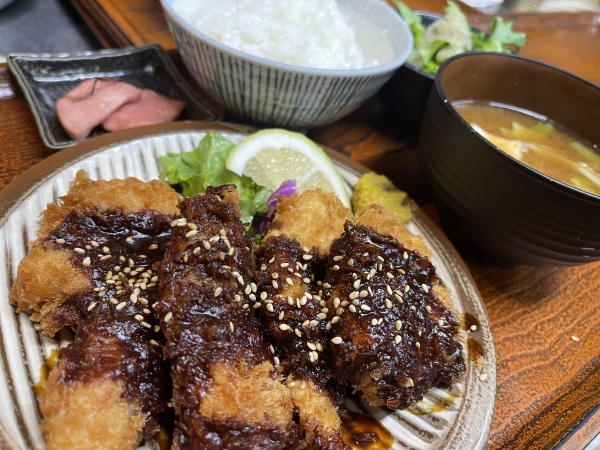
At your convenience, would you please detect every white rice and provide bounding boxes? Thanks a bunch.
[172,0,380,69]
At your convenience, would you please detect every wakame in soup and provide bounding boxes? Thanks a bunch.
[454,102,600,197]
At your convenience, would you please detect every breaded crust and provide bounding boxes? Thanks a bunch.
[266,189,351,256]
[158,186,301,449]
[41,361,146,450]
[9,170,181,335]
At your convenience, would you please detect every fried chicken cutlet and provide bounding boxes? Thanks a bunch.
[9,170,180,449]
[323,205,465,409]
[157,185,300,450]
[255,190,351,450]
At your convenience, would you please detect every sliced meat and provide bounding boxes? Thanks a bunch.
[102,89,185,132]
[55,79,142,140]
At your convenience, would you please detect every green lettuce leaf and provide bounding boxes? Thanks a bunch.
[418,39,448,73]
[159,132,272,222]
[472,17,526,52]
[393,0,425,47]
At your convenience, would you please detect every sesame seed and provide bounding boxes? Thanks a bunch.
[378,264,383,271]
[571,335,580,342]
[244,285,251,295]
[415,342,421,349]
[410,305,416,311]
[307,342,316,350]
[253,302,261,309]
[134,314,144,322]
[300,296,308,306]
[395,335,402,344]
[269,257,275,263]
[333,298,340,308]
[378,318,383,325]
[312,351,319,361]
[403,252,409,260]
[331,316,340,324]
[279,324,290,331]
[102,246,110,253]
[271,272,279,279]
[202,240,210,250]
[126,236,134,242]
[214,287,223,297]
[331,337,343,345]
[323,283,331,289]
[479,373,488,382]
[385,299,393,309]
[116,302,126,310]
[237,276,244,285]
[150,340,159,346]
[143,308,151,314]
[56,238,65,245]
[349,291,359,300]
[404,285,410,292]
[97,291,106,297]
[422,284,430,293]
[82,257,91,266]
[74,247,85,254]
[109,298,118,305]
[266,303,274,312]
[272,280,278,289]
[348,258,354,266]
[360,304,371,311]
[229,322,234,332]
[386,272,394,279]
[349,305,357,313]
[353,279,361,289]
[317,313,327,320]
[371,318,378,326]
[164,312,173,323]
[138,298,148,305]
[302,254,313,260]
[100,255,111,261]
[286,278,293,286]
[321,307,329,314]
[87,301,96,311]
[278,311,285,320]
[309,320,318,327]
[154,325,160,332]
[333,256,343,261]
[341,301,349,307]
[359,290,368,298]
[148,244,158,250]
[438,319,445,326]
[228,248,235,256]
[336,307,343,316]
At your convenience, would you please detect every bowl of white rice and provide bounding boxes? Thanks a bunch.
[160,0,413,128]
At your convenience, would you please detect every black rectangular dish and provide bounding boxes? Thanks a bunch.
[8,44,223,150]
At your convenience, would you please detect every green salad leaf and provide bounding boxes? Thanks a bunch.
[472,17,526,52]
[159,132,272,222]
[396,1,526,74]
[393,0,425,47]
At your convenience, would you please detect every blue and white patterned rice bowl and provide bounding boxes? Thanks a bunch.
[160,0,413,129]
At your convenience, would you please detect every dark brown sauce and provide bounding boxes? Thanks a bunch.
[463,313,480,331]
[340,407,394,450]
[35,349,59,397]
[468,337,484,362]
[325,222,466,409]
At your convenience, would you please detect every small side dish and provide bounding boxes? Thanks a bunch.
[395,0,526,73]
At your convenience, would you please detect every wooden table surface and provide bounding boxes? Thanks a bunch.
[1,1,600,449]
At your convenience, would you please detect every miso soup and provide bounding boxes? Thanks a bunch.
[454,102,600,197]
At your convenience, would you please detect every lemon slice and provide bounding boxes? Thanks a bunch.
[226,129,351,208]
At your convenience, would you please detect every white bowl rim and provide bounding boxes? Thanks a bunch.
[160,0,414,77]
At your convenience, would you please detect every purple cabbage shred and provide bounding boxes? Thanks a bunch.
[252,179,296,235]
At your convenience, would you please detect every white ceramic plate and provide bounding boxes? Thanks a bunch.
[0,122,495,450]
